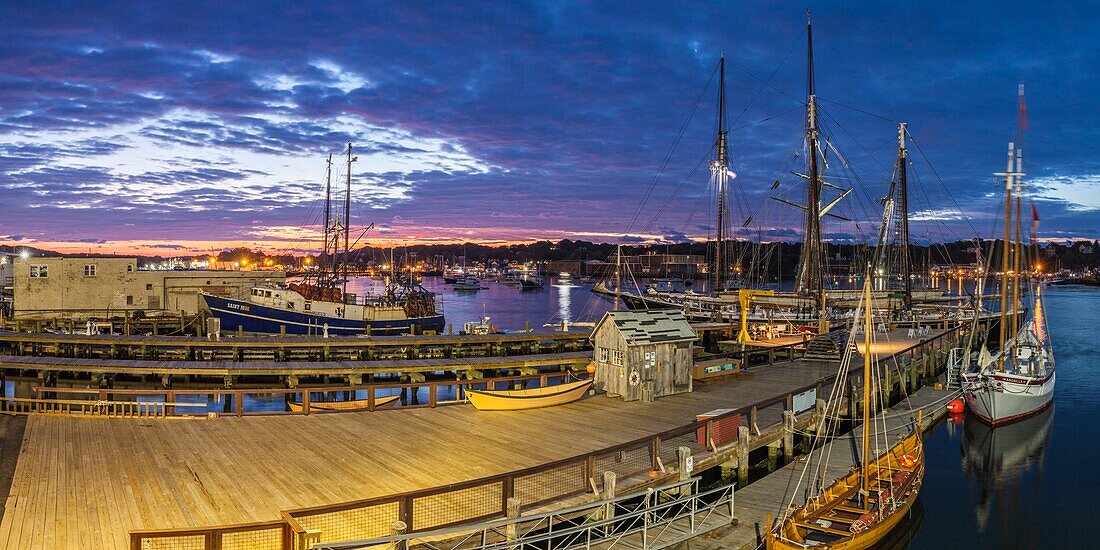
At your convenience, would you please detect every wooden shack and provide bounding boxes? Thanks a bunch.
[591,310,696,401]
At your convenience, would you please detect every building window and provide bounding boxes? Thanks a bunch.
[612,350,624,366]
[126,295,134,305]
[29,265,48,278]
[146,283,153,290]
[126,264,134,272]
[599,347,610,363]
[83,264,97,277]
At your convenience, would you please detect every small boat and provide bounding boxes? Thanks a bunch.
[462,316,498,335]
[520,275,545,290]
[467,378,592,411]
[452,277,481,291]
[288,393,400,413]
[499,273,521,285]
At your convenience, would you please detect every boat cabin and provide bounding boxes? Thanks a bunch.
[591,310,696,402]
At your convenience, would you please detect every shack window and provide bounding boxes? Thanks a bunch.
[29,265,48,278]
[599,347,610,363]
[83,264,97,277]
[612,350,624,366]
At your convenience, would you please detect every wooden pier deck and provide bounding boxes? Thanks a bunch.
[0,329,951,549]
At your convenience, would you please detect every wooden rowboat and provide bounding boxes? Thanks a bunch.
[288,394,400,413]
[467,379,592,411]
[766,429,924,549]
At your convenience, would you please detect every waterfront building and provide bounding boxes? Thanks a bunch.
[8,256,283,320]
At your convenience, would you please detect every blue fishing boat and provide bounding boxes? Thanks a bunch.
[201,143,445,336]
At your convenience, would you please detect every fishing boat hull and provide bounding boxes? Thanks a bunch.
[202,294,445,336]
[467,379,592,411]
[962,370,1055,426]
[768,430,924,550]
[287,394,401,413]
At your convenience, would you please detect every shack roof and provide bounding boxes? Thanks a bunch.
[593,310,697,346]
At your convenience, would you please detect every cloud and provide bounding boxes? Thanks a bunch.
[0,1,1098,250]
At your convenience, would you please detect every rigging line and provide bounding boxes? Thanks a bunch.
[728,105,804,133]
[726,58,805,107]
[817,96,897,123]
[905,129,982,238]
[621,61,719,239]
[728,28,807,129]
[641,149,711,236]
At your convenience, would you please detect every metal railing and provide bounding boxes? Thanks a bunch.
[127,325,962,549]
[0,396,205,418]
[314,477,735,550]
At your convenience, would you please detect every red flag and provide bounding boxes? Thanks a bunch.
[1030,203,1040,244]
[1018,83,1028,132]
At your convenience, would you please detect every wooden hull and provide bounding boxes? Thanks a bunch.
[767,430,924,549]
[467,379,592,411]
[287,394,400,413]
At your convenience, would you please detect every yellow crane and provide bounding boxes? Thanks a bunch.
[737,289,775,343]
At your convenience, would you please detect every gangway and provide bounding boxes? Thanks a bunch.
[314,477,735,550]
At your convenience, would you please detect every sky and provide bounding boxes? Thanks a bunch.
[1,1,1098,256]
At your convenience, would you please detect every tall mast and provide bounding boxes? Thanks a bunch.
[343,143,356,300]
[710,52,732,292]
[898,123,911,308]
[997,143,1015,372]
[1012,147,1023,337]
[860,279,872,500]
[322,153,333,288]
[799,16,823,298]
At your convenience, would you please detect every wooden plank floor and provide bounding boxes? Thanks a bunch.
[0,331,935,549]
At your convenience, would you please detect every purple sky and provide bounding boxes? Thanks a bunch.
[1,1,1098,255]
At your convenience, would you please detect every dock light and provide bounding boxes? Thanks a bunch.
[304,257,312,265]
[240,259,249,267]
[1034,263,1042,272]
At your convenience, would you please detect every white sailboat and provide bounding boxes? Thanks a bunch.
[961,135,1055,425]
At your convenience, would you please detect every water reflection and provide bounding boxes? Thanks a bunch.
[961,406,1054,534]
[556,283,572,322]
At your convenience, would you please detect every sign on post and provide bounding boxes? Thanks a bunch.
[792,388,817,413]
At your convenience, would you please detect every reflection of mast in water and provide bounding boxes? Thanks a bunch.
[960,405,1054,535]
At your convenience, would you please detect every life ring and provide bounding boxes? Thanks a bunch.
[628,370,641,387]
[900,453,918,468]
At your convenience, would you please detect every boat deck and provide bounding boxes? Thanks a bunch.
[0,330,937,549]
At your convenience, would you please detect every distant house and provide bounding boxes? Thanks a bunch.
[591,310,697,401]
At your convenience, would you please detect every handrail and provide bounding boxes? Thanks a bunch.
[127,325,961,549]
[29,370,582,416]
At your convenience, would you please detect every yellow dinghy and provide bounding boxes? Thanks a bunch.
[467,379,592,411]
[288,394,400,413]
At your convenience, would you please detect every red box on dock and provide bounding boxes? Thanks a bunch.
[696,409,741,447]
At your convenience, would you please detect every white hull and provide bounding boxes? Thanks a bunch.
[963,370,1055,425]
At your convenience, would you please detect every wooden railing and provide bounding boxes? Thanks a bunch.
[128,326,963,550]
[31,371,581,417]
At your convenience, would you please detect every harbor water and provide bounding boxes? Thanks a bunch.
[893,285,1097,549]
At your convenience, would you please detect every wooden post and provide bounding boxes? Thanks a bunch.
[737,426,750,488]
[390,521,408,550]
[602,471,616,534]
[505,497,521,543]
[782,410,795,461]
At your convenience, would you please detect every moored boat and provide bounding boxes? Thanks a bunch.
[467,378,592,411]
[288,393,400,413]
[961,113,1055,426]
